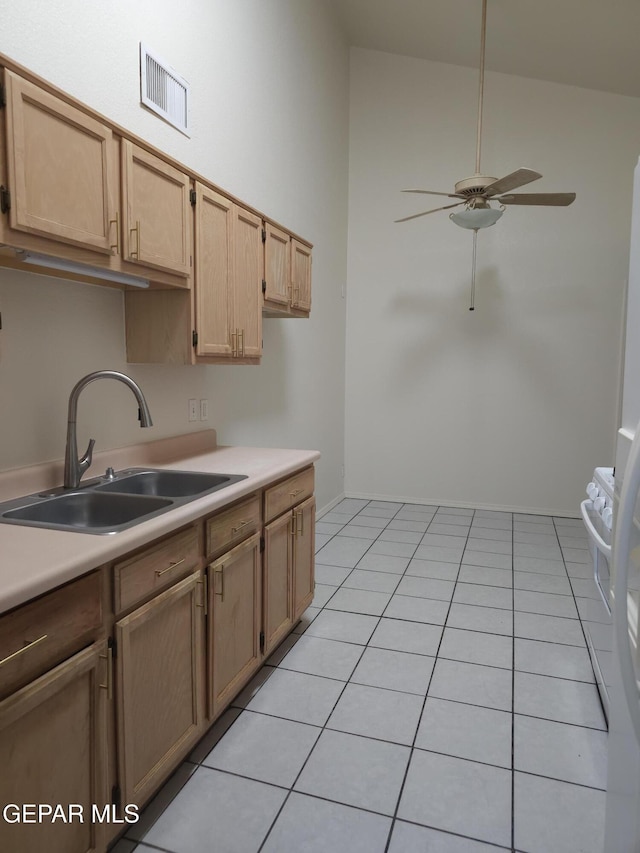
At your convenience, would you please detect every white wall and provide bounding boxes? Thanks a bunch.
[0,0,349,510]
[345,48,640,516]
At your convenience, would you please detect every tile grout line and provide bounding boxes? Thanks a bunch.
[256,498,411,853]
[382,504,474,853]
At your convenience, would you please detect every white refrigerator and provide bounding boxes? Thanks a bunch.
[604,154,640,851]
[605,432,640,851]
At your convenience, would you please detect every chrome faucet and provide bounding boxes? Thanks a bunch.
[64,370,153,489]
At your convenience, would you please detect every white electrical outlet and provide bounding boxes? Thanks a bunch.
[200,399,209,421]
[188,399,198,422]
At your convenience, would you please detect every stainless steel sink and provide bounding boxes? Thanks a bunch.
[0,467,247,534]
[95,469,242,498]
[3,491,173,532]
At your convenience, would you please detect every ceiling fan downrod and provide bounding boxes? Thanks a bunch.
[475,0,488,175]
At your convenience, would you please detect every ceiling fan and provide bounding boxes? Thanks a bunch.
[395,0,576,309]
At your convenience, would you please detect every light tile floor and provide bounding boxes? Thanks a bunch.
[115,499,607,853]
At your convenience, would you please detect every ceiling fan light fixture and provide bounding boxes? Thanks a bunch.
[449,205,504,230]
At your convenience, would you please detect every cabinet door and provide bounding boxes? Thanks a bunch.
[264,222,291,308]
[233,206,263,359]
[291,239,312,313]
[263,512,294,656]
[4,69,117,253]
[194,183,233,357]
[121,139,191,277]
[0,644,108,853]
[116,572,205,806]
[293,496,316,620]
[209,533,261,717]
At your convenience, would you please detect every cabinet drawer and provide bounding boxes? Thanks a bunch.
[264,467,314,523]
[0,571,103,698]
[114,525,201,614]
[206,495,261,559]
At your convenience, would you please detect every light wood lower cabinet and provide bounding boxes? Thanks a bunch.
[0,467,314,853]
[292,495,316,620]
[262,494,316,655]
[0,643,108,853]
[208,532,262,719]
[263,512,294,656]
[115,572,205,807]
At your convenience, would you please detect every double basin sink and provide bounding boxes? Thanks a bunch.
[0,468,247,534]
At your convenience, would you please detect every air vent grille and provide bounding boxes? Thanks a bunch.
[140,43,189,136]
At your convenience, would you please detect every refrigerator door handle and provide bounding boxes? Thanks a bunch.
[613,428,640,745]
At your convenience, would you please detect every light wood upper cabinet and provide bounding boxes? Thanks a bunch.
[127,185,263,364]
[0,56,312,334]
[115,572,205,807]
[291,238,312,314]
[263,221,291,308]
[263,222,312,317]
[208,533,262,719]
[0,643,108,853]
[233,205,263,359]
[2,69,117,253]
[193,185,262,361]
[194,184,234,358]
[121,139,191,277]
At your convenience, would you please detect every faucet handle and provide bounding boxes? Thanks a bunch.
[79,438,96,472]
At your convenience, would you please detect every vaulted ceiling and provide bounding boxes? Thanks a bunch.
[331,0,640,98]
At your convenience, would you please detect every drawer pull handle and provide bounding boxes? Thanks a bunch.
[0,634,48,667]
[290,488,303,498]
[239,329,245,357]
[231,329,238,357]
[231,520,250,534]
[290,515,297,538]
[196,576,208,616]
[99,645,113,700]
[155,558,185,577]
[109,211,120,253]
[214,567,224,601]
[130,219,141,258]
[297,508,304,536]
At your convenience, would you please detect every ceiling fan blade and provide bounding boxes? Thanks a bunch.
[484,168,542,197]
[394,201,464,223]
[499,192,576,206]
[402,189,463,198]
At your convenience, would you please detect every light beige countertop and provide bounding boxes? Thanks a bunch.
[0,430,320,615]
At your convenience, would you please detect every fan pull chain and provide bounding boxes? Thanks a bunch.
[469,229,478,311]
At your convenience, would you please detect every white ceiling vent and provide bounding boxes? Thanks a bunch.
[140,43,189,136]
